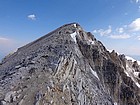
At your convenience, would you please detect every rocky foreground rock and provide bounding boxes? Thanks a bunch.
[0,23,140,105]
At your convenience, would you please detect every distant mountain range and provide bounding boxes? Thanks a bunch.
[0,54,4,62]
[129,55,140,61]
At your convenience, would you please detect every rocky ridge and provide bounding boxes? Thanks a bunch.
[0,23,140,105]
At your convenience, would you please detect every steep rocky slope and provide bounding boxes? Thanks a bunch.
[0,23,139,105]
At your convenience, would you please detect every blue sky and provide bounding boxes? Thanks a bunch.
[0,0,140,59]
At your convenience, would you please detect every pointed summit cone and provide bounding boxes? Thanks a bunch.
[0,23,139,105]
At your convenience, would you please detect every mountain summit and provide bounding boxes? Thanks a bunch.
[0,23,140,105]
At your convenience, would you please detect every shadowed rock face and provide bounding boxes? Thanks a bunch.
[0,23,139,105]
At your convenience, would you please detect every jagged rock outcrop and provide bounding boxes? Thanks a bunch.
[0,23,140,105]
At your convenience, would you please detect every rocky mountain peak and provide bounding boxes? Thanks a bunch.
[0,23,140,105]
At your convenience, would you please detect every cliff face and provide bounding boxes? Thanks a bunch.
[0,23,139,105]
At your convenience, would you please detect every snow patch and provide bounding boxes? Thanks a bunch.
[137,61,140,65]
[125,62,140,88]
[70,32,77,43]
[126,56,140,65]
[134,72,139,77]
[90,66,99,80]
[126,56,136,62]
[73,24,77,28]
[88,39,95,45]
[107,49,112,53]
[114,102,117,105]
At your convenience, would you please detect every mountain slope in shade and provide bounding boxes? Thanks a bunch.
[0,23,140,105]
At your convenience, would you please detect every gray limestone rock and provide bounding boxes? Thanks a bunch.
[0,23,139,105]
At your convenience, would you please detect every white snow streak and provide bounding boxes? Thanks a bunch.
[124,70,130,77]
[90,66,99,80]
[70,32,77,43]
[136,82,140,88]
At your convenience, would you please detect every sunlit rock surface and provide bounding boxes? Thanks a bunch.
[0,23,139,105]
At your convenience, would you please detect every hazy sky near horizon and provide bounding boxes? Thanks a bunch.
[0,0,140,58]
